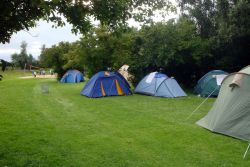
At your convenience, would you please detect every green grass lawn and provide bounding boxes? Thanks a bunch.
[0,71,249,166]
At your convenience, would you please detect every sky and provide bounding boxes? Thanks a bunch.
[0,21,81,61]
[0,8,178,62]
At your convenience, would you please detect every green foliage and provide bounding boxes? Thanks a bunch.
[11,41,36,68]
[130,18,213,86]
[216,0,250,40]
[177,0,217,38]
[62,42,85,71]
[38,18,215,86]
[1,59,12,72]
[177,0,250,75]
[37,0,249,86]
[76,26,135,76]
[0,0,172,43]
[213,0,250,72]
[39,42,75,79]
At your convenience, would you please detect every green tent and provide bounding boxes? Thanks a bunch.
[197,65,250,141]
[194,70,228,97]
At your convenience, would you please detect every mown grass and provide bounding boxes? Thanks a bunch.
[0,70,249,166]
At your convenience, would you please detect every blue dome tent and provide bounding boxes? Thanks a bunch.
[114,71,131,89]
[81,71,132,98]
[60,70,84,83]
[135,72,187,98]
[194,70,228,97]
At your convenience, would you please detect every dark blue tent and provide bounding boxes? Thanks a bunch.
[81,71,132,98]
[135,72,187,98]
[60,70,84,83]
[114,72,131,88]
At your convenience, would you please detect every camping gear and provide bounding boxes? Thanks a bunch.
[134,72,186,98]
[194,70,228,97]
[81,71,132,98]
[197,65,250,142]
[60,70,84,83]
[118,64,133,81]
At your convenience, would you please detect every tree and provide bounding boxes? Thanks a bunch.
[212,0,250,72]
[0,59,14,72]
[39,42,73,78]
[11,41,36,68]
[11,41,29,68]
[177,0,250,72]
[39,25,136,78]
[129,18,213,86]
[76,26,135,76]
[177,0,217,38]
[62,42,85,71]
[0,0,173,43]
[39,19,215,86]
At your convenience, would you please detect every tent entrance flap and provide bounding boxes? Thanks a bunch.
[214,74,227,85]
[146,72,157,83]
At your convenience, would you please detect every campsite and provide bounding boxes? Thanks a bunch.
[0,70,250,166]
[0,0,250,166]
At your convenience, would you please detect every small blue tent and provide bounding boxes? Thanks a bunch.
[194,70,228,97]
[60,69,84,83]
[135,72,187,97]
[81,71,132,98]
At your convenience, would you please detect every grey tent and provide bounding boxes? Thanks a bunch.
[197,65,250,141]
[134,72,187,98]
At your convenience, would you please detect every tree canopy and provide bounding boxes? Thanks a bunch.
[6,0,249,88]
[38,6,250,87]
[39,18,214,86]
[39,41,76,78]
[0,0,173,43]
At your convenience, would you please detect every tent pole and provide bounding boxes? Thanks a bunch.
[243,143,250,159]
[186,86,218,121]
